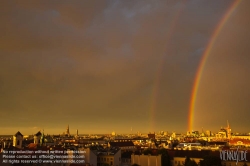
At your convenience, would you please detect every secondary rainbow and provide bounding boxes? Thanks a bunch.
[150,2,186,131]
[188,0,242,131]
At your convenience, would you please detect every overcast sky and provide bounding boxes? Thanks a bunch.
[0,0,249,135]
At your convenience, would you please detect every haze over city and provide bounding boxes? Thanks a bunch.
[0,0,249,135]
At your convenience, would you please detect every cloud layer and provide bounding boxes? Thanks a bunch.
[0,0,249,134]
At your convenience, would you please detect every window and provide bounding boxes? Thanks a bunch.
[17,140,20,145]
[110,161,113,166]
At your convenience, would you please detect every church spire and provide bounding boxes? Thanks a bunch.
[227,120,230,128]
[66,124,70,137]
[226,120,231,139]
[40,129,45,146]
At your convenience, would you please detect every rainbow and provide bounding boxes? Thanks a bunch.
[188,0,242,131]
[150,2,186,131]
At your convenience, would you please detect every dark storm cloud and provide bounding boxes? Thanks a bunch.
[0,0,249,134]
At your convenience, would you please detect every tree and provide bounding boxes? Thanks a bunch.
[102,163,110,166]
[131,164,140,166]
[186,160,198,166]
[158,148,171,166]
[200,155,222,166]
[172,140,179,148]
[185,156,191,165]
[143,148,152,155]
[184,156,198,166]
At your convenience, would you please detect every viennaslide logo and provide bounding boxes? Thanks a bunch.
[220,147,247,165]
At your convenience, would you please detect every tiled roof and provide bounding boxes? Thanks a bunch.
[27,143,37,149]
[229,138,250,145]
[69,164,92,166]
[97,148,120,156]
[208,141,227,146]
[168,150,220,159]
[109,141,134,147]
[14,131,23,137]
[35,131,42,136]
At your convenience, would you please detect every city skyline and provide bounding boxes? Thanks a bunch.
[0,0,250,135]
[1,121,249,136]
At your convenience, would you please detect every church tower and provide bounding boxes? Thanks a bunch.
[66,125,70,137]
[34,131,42,144]
[227,120,232,138]
[13,131,23,149]
[40,130,45,146]
[75,129,79,139]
